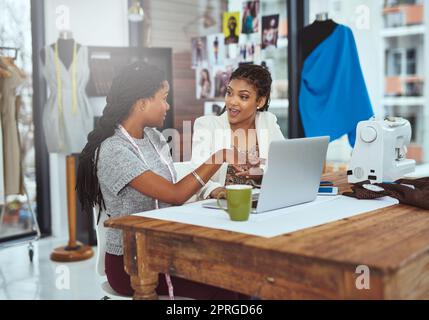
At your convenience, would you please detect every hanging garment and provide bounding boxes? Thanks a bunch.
[0,64,25,195]
[299,22,374,147]
[41,43,93,153]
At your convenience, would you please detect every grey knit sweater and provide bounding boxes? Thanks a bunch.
[97,127,176,255]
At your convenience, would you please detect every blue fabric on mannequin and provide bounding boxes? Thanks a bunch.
[299,24,374,147]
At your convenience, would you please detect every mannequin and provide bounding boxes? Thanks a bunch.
[40,30,93,262]
[40,30,81,68]
[315,12,329,22]
[298,18,373,147]
[300,17,337,63]
[40,29,93,154]
[293,16,338,137]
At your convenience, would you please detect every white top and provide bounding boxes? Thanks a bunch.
[191,111,285,199]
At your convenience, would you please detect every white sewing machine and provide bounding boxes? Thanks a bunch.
[348,117,416,184]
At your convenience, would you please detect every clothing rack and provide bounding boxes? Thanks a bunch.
[0,47,19,60]
[0,185,41,261]
[0,51,41,261]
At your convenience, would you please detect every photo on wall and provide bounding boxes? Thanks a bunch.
[207,34,225,65]
[261,14,279,49]
[191,36,208,68]
[213,65,234,98]
[242,1,260,34]
[223,12,241,45]
[204,101,225,116]
[196,66,214,100]
[237,32,261,64]
[238,41,260,63]
[225,43,240,61]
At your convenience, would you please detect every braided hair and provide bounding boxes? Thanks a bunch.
[76,61,166,215]
[221,63,272,114]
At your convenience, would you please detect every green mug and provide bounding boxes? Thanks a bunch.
[216,185,252,222]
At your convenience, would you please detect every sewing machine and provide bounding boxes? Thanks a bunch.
[348,117,416,184]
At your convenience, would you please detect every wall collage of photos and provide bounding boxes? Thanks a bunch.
[191,0,288,136]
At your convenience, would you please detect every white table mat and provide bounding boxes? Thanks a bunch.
[133,196,399,238]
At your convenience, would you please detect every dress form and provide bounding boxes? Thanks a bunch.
[43,31,93,263]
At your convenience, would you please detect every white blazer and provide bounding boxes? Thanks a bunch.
[191,111,286,199]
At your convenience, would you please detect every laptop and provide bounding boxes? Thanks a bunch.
[203,136,330,214]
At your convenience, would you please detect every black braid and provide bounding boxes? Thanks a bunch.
[76,61,166,216]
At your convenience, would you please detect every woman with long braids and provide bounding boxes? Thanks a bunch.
[76,61,241,299]
[191,64,285,199]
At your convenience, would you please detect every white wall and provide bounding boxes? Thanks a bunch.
[148,0,225,52]
[43,0,129,238]
[44,0,129,47]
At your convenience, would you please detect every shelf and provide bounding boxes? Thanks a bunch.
[381,25,426,38]
[382,96,425,106]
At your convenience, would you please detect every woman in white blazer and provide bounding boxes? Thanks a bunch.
[191,64,285,199]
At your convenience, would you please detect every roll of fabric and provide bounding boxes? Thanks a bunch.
[343,177,429,210]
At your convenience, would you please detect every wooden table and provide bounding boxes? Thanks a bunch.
[105,172,429,300]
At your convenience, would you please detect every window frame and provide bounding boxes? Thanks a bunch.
[31,0,52,236]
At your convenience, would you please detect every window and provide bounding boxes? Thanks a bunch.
[388,50,403,76]
[383,0,424,28]
[385,11,405,28]
[386,48,417,77]
[406,48,416,74]
[0,0,39,241]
